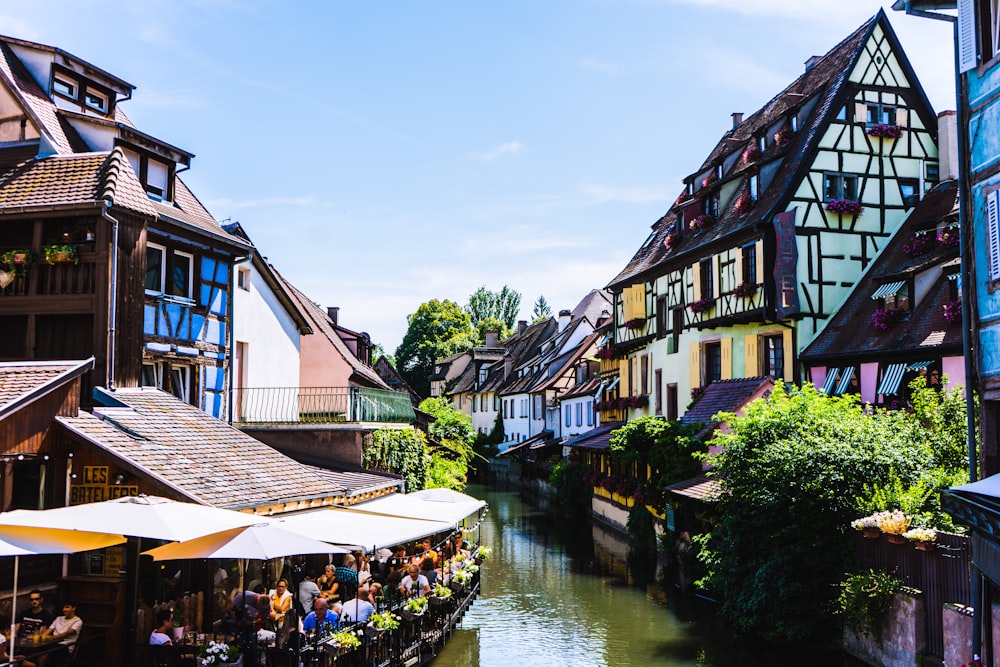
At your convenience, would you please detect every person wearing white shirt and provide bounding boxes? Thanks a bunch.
[339,586,375,624]
[399,565,430,598]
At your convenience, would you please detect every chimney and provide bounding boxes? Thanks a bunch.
[327,307,339,326]
[504,352,513,379]
[485,330,499,347]
[731,112,743,129]
[517,320,527,335]
[597,309,611,327]
[558,309,572,332]
[937,111,959,181]
[804,55,822,72]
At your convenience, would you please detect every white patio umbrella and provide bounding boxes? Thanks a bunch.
[275,506,452,551]
[0,525,125,653]
[351,488,487,526]
[141,523,347,561]
[0,495,261,541]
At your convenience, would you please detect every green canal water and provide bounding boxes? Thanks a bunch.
[432,484,864,667]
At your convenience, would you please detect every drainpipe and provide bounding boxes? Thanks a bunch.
[228,253,252,424]
[101,204,119,391]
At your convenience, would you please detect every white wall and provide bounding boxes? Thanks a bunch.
[232,263,301,389]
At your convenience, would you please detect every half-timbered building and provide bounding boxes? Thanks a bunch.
[605,11,940,419]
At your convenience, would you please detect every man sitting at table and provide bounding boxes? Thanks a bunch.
[224,590,270,635]
[339,586,375,624]
[23,601,81,667]
[301,598,338,638]
[399,565,430,598]
[149,609,174,646]
[15,590,54,641]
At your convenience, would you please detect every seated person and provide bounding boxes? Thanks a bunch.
[298,571,321,616]
[411,539,438,567]
[0,614,25,666]
[15,590,55,641]
[399,565,430,598]
[357,554,372,585]
[301,598,338,638]
[335,556,358,601]
[419,558,439,587]
[25,601,81,667]
[224,591,270,634]
[149,609,174,645]
[317,565,339,602]
[339,586,375,624]
[269,579,293,625]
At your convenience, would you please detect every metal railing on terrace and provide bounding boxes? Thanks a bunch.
[232,386,415,425]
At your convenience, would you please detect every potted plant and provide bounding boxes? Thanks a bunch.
[200,640,240,666]
[943,300,962,324]
[0,249,33,276]
[450,569,472,593]
[850,515,881,539]
[733,193,755,216]
[366,610,400,637]
[871,306,904,331]
[42,244,78,265]
[664,231,680,249]
[903,526,937,551]
[741,145,762,165]
[689,297,715,314]
[734,282,757,298]
[874,509,911,544]
[473,545,491,563]
[701,173,719,189]
[866,123,903,139]
[689,214,714,232]
[901,233,934,257]
[937,228,960,248]
[329,630,362,654]
[402,595,429,619]
[774,125,793,148]
[675,191,691,206]
[826,198,864,216]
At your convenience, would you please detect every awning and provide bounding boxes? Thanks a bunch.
[352,488,486,526]
[871,280,906,300]
[606,377,620,393]
[876,363,907,395]
[822,367,841,394]
[274,506,451,551]
[593,379,608,400]
[833,366,855,395]
[907,360,933,370]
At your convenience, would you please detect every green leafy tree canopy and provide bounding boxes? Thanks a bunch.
[532,295,552,322]
[466,286,522,330]
[394,300,474,397]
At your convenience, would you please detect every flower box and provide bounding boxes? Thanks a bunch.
[689,297,715,314]
[624,317,646,331]
[42,244,78,265]
[701,173,718,189]
[689,214,714,232]
[871,307,904,331]
[664,232,680,249]
[774,126,793,147]
[943,300,962,324]
[937,229,959,248]
[826,199,864,215]
[901,233,934,257]
[733,282,757,298]
[675,192,692,206]
[741,145,762,165]
[733,194,755,216]
[867,123,903,139]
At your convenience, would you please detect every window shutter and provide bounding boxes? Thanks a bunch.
[692,263,702,301]
[744,333,759,377]
[782,328,794,382]
[854,102,868,123]
[621,289,631,323]
[755,240,765,282]
[735,248,745,286]
[990,190,1000,282]
[711,255,721,298]
[635,284,647,319]
[720,337,732,380]
[958,0,978,73]
[689,343,701,389]
[620,359,630,396]
[895,108,908,128]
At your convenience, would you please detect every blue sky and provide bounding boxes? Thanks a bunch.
[2,1,956,352]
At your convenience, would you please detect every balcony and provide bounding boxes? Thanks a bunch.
[232,386,415,425]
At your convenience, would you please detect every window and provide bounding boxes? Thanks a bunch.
[85,88,108,113]
[144,362,192,404]
[641,354,649,395]
[654,369,663,415]
[700,259,714,301]
[791,114,799,132]
[703,195,719,218]
[503,400,507,418]
[835,105,848,121]
[667,383,679,421]
[587,402,594,426]
[824,173,858,201]
[472,396,477,413]
[976,0,1000,64]
[565,405,571,427]
[122,147,174,202]
[742,243,757,286]
[52,76,75,98]
[576,403,583,427]
[670,308,683,355]
[866,103,896,127]
[762,334,785,379]
[899,178,920,208]
[237,267,250,291]
[170,366,191,403]
[656,296,668,339]
[533,395,543,419]
[170,250,193,300]
[883,282,910,313]
[703,342,722,384]
[926,162,940,185]
[145,244,165,294]
[749,173,759,201]
[758,135,767,153]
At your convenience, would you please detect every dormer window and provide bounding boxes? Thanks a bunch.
[758,136,767,153]
[871,280,909,314]
[53,76,75,98]
[123,147,174,202]
[85,88,108,113]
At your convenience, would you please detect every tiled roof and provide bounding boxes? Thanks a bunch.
[570,289,613,324]
[666,474,722,502]
[564,423,619,450]
[279,276,390,389]
[306,466,403,497]
[608,13,895,289]
[0,42,76,154]
[800,181,961,362]
[0,359,92,418]
[58,388,341,510]
[151,177,248,248]
[682,376,774,427]
[561,375,603,400]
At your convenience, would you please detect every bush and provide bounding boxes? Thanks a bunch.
[836,571,902,639]
[364,427,427,491]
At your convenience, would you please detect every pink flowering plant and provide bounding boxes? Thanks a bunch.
[943,300,962,324]
[701,173,718,189]
[734,282,757,298]
[664,232,680,249]
[871,306,904,330]
[774,126,793,148]
[689,214,714,232]
[937,228,959,248]
[826,198,864,216]
[624,317,646,331]
[675,191,691,206]
[866,123,903,139]
[741,145,762,165]
[733,194,755,216]
[690,297,715,314]
[901,233,934,257]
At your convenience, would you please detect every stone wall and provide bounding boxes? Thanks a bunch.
[843,588,925,667]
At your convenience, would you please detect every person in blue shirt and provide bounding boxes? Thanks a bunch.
[301,598,338,637]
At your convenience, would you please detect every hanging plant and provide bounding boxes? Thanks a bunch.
[733,194,755,216]
[901,233,934,257]
[937,228,959,248]
[734,282,757,298]
[943,300,962,324]
[826,199,864,216]
[689,297,715,314]
[42,244,79,265]
[689,214,714,232]
[866,123,904,139]
[871,306,904,331]
[0,249,34,276]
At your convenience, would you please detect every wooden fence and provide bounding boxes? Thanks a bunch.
[854,530,971,658]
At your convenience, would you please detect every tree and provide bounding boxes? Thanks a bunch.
[394,300,474,397]
[363,427,428,492]
[475,316,511,344]
[370,343,393,367]
[465,286,522,330]
[419,397,476,491]
[532,295,552,322]
[698,382,968,643]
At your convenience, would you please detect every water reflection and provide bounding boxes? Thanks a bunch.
[433,484,861,667]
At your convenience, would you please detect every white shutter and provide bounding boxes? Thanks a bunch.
[895,108,908,128]
[988,190,1000,281]
[958,0,979,73]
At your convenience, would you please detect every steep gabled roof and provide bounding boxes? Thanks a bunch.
[608,11,922,289]
[0,358,93,419]
[800,180,961,362]
[0,41,78,154]
[681,376,775,431]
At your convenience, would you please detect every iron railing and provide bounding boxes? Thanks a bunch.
[232,386,415,424]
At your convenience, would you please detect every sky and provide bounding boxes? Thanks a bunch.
[0,1,958,352]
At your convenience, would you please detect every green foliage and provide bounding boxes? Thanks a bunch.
[364,427,427,492]
[473,412,504,460]
[836,571,902,639]
[465,285,522,330]
[549,459,592,514]
[394,300,474,397]
[475,316,511,344]
[371,344,393,368]
[698,382,969,642]
[909,374,975,471]
[532,295,552,322]
[419,396,475,453]
[608,416,705,506]
[426,452,467,491]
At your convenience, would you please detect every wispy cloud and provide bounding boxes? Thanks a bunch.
[474,141,524,161]
[205,196,316,210]
[580,57,619,75]
[626,0,864,19]
[580,182,673,205]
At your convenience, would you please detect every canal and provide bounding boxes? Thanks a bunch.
[433,484,863,667]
